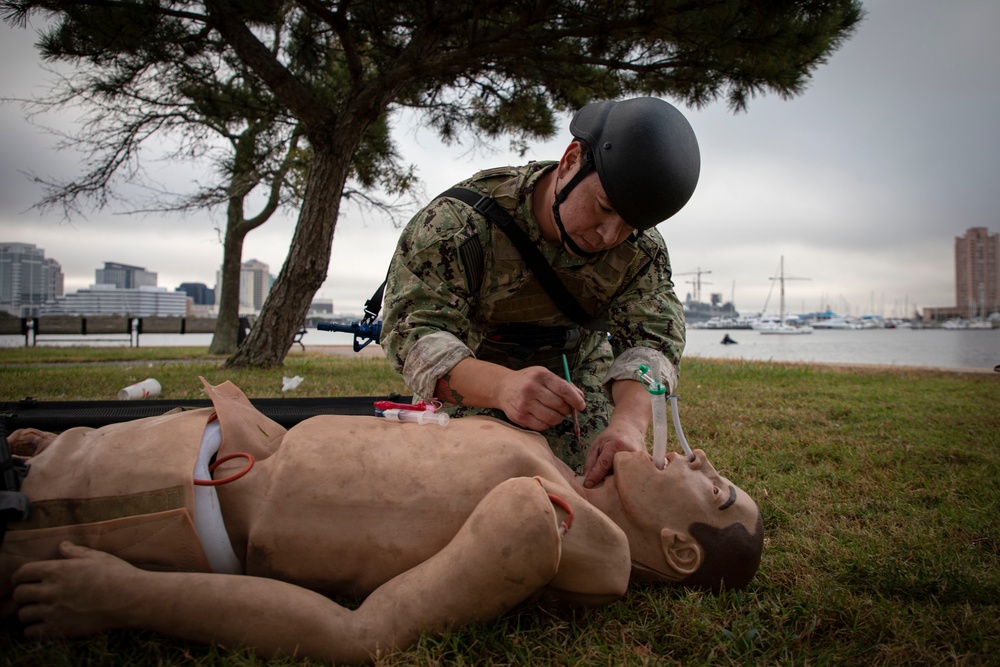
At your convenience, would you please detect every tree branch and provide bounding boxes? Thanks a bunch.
[202,0,332,129]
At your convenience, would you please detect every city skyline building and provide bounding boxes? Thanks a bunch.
[44,258,64,303]
[216,259,273,314]
[923,226,1000,322]
[954,227,999,319]
[0,242,64,317]
[39,284,187,317]
[95,261,157,289]
[241,259,271,312]
[177,282,215,306]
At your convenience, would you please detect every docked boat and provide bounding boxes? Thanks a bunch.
[697,315,755,330]
[753,318,815,335]
[753,257,813,335]
[813,316,862,330]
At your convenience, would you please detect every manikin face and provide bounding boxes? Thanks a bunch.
[612,448,759,573]
[551,145,637,255]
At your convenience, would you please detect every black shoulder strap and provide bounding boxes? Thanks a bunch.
[439,187,608,332]
[362,188,609,332]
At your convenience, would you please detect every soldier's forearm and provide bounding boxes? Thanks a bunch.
[607,379,653,438]
[433,356,510,409]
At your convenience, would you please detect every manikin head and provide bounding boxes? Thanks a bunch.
[606,449,763,593]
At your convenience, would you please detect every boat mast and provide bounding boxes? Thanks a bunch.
[779,256,786,322]
[769,256,810,324]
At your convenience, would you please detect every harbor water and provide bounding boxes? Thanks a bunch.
[3,326,998,372]
[684,327,998,372]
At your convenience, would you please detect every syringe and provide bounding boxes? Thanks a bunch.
[377,408,450,426]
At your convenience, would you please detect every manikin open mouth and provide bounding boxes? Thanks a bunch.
[655,451,697,470]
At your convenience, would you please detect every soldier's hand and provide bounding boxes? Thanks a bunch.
[582,422,645,488]
[497,366,586,432]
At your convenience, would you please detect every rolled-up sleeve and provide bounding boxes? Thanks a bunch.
[381,199,481,399]
[402,331,473,399]
[603,230,686,396]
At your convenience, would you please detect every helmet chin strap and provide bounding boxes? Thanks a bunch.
[552,158,598,259]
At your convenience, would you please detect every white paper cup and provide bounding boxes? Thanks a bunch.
[118,378,161,400]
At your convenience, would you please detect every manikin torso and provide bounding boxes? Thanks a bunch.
[214,414,630,600]
[0,380,631,605]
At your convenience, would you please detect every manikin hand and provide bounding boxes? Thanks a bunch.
[581,420,645,488]
[12,542,136,638]
[7,428,58,456]
[496,366,586,432]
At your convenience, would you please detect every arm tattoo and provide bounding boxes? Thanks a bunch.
[434,373,465,405]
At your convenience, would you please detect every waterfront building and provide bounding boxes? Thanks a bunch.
[241,259,271,312]
[178,282,215,306]
[310,298,333,315]
[0,242,64,317]
[40,284,187,317]
[303,298,335,327]
[215,259,273,314]
[923,226,1000,323]
[44,259,64,303]
[95,261,157,289]
[954,227,999,318]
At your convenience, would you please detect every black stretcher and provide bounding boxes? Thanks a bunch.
[0,394,412,432]
[2,395,416,538]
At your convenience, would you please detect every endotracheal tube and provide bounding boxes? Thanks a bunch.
[637,364,668,469]
[637,364,695,467]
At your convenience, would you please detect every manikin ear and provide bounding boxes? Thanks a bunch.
[661,528,704,576]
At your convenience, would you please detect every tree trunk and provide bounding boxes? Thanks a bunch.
[209,206,249,355]
[224,142,349,368]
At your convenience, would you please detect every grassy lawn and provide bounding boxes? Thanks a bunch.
[1,348,998,665]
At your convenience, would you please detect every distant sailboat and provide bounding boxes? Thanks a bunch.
[753,256,814,335]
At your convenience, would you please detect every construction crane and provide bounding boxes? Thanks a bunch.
[674,267,713,302]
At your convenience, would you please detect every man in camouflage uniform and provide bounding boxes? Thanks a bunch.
[382,98,700,486]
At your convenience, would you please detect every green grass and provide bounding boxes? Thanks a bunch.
[2,348,998,666]
[0,347,408,400]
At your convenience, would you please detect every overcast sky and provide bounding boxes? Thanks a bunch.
[2,0,998,319]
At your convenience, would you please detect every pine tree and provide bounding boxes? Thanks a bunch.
[3,0,864,366]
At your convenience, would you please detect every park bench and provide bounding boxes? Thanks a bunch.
[26,315,134,346]
[2,315,306,350]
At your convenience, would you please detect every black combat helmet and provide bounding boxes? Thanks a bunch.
[568,97,701,231]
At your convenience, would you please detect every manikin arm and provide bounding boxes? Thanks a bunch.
[12,478,565,664]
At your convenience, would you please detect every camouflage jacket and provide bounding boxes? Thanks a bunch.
[381,162,686,401]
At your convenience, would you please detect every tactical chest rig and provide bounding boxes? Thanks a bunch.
[370,181,654,372]
[443,186,614,371]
